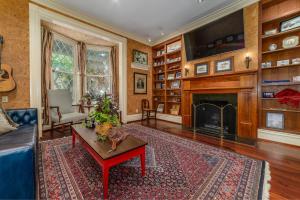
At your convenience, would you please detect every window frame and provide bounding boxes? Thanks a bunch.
[85,45,112,97]
[51,34,80,103]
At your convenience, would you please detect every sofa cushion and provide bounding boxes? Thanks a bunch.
[0,124,36,151]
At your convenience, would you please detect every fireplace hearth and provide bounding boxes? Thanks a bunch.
[193,94,237,140]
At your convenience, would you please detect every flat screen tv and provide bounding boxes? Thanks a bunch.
[184,9,245,61]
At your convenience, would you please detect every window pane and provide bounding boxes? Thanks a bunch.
[86,76,111,98]
[52,71,73,94]
[52,39,74,73]
[86,49,110,76]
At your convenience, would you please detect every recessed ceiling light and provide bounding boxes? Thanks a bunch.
[160,32,165,36]
[148,38,152,42]
[197,0,204,3]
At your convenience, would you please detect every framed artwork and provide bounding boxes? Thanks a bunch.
[266,112,284,129]
[132,49,148,70]
[134,73,147,94]
[280,16,300,32]
[167,73,175,80]
[157,103,164,113]
[175,71,182,79]
[171,80,180,89]
[215,57,234,73]
[195,62,209,76]
[170,105,180,115]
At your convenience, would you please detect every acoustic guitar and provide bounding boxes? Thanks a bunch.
[0,35,16,92]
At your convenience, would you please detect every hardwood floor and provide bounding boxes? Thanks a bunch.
[42,120,300,200]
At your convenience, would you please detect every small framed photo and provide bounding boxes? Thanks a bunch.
[195,62,209,76]
[215,57,233,73]
[175,71,182,79]
[134,73,147,94]
[171,80,180,89]
[170,105,180,115]
[132,49,148,70]
[157,103,164,113]
[280,16,300,32]
[167,73,175,80]
[266,112,284,129]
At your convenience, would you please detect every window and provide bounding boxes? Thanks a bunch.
[51,35,79,102]
[86,46,112,99]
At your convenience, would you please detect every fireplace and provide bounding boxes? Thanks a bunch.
[192,94,237,140]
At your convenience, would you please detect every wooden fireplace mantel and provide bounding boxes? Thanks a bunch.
[182,70,258,140]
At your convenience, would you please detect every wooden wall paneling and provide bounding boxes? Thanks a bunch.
[238,90,258,139]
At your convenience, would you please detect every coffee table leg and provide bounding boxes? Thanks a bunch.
[102,167,109,199]
[140,147,146,176]
[72,130,76,148]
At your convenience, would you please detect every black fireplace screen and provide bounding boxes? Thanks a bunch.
[192,94,237,140]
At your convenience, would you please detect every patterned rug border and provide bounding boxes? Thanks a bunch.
[39,123,271,200]
[127,124,272,200]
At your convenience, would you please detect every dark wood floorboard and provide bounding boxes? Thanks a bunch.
[42,120,300,200]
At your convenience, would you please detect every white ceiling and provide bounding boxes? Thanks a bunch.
[51,0,240,43]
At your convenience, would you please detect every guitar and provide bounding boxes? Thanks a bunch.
[0,35,16,92]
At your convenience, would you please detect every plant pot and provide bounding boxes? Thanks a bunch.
[95,122,112,136]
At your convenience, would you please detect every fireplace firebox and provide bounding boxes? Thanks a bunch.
[192,94,237,140]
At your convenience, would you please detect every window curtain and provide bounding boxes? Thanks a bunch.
[77,41,87,98]
[41,27,53,125]
[111,46,118,103]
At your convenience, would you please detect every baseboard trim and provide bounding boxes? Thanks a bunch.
[126,113,182,124]
[156,113,182,124]
[258,129,300,147]
[126,114,142,122]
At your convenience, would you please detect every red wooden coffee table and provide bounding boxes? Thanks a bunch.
[71,124,147,199]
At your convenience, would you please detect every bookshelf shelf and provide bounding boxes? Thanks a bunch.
[259,0,300,135]
[152,36,183,116]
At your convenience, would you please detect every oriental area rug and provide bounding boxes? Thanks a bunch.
[38,124,271,200]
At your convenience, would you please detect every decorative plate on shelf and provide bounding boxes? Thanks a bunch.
[282,36,299,48]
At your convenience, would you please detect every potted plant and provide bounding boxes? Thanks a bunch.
[82,93,92,105]
[88,95,120,141]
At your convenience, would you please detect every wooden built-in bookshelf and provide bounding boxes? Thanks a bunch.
[152,36,183,115]
[259,0,300,134]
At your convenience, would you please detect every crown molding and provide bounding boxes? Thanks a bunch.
[30,0,151,45]
[153,0,259,45]
[30,0,258,46]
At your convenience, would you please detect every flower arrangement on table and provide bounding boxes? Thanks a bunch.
[88,95,121,142]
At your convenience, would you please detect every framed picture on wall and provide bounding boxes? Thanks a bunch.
[134,72,147,94]
[133,49,148,65]
[194,62,209,76]
[215,57,234,73]
[266,112,284,129]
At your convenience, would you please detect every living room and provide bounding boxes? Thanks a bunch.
[0,0,299,199]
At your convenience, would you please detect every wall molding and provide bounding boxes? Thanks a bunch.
[30,0,150,45]
[156,114,182,124]
[258,129,300,147]
[153,0,259,45]
[126,113,182,124]
[29,3,128,137]
[31,0,258,46]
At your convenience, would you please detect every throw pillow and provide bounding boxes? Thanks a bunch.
[0,104,19,128]
[0,108,17,135]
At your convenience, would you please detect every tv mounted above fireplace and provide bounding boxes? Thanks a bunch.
[184,9,245,61]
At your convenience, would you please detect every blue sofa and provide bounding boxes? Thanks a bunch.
[0,108,38,199]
